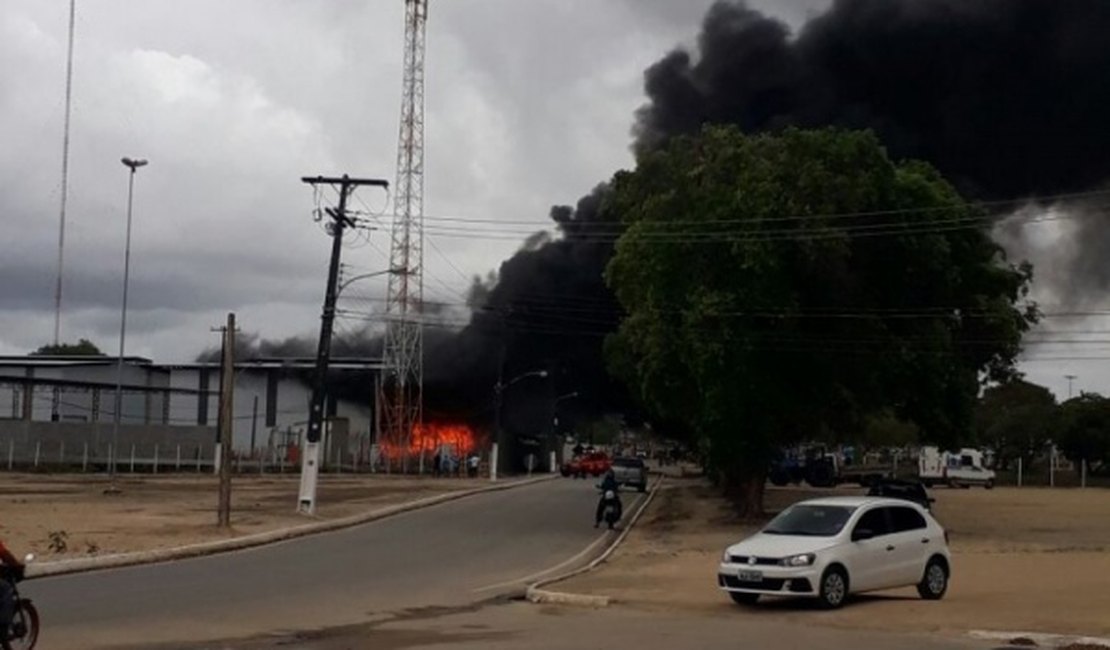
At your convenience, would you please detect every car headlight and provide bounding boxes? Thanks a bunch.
[722,549,732,563]
[781,553,816,567]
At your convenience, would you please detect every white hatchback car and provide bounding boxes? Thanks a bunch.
[718,496,950,609]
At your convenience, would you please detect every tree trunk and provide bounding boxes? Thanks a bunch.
[723,470,766,519]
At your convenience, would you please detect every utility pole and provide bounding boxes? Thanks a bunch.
[298,175,388,515]
[250,395,259,458]
[1065,374,1077,400]
[217,313,236,528]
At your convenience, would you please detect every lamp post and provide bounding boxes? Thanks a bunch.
[108,157,147,489]
[1065,374,1077,400]
[493,369,548,477]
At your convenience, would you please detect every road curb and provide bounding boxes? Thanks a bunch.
[525,476,664,607]
[28,474,558,579]
[969,629,1110,648]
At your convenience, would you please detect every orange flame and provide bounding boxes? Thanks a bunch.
[380,422,483,459]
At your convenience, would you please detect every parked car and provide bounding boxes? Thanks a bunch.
[561,452,611,478]
[718,496,950,609]
[866,479,934,511]
[611,456,648,492]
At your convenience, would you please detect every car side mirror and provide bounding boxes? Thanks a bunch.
[852,528,875,542]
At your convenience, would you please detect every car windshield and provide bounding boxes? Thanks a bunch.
[762,505,856,537]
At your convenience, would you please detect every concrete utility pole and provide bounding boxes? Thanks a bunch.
[217,313,236,528]
[298,175,388,515]
[1065,374,1077,400]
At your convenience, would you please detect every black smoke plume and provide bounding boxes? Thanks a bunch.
[208,0,1110,433]
[635,0,1110,304]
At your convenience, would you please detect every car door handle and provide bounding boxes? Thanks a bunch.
[886,545,895,551]
[921,538,930,544]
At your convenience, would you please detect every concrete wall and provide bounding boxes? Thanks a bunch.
[0,420,217,466]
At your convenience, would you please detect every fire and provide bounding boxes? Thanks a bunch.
[380,422,482,459]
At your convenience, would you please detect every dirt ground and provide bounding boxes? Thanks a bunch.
[562,479,1110,638]
[0,473,486,558]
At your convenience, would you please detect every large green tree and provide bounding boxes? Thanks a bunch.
[604,126,1036,515]
[974,380,1058,471]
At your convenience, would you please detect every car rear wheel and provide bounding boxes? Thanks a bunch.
[818,566,849,609]
[729,592,759,606]
[917,558,948,600]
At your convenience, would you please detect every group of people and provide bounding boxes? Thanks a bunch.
[432,451,481,478]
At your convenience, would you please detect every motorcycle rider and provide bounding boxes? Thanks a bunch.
[594,469,623,528]
[0,538,25,634]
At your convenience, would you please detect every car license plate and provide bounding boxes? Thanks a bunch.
[737,570,763,583]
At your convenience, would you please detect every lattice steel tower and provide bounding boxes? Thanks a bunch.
[382,0,428,469]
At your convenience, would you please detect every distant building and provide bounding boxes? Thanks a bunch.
[0,356,379,466]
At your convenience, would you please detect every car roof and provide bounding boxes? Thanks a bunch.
[794,496,924,509]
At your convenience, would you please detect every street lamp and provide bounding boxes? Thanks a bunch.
[337,267,396,298]
[552,391,580,428]
[1064,374,1077,400]
[109,157,147,488]
[493,369,549,476]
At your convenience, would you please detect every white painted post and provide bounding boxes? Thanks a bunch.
[7,438,13,470]
[130,444,136,473]
[213,444,221,476]
[1017,457,1023,487]
[34,441,41,468]
[490,443,499,481]
[82,443,89,473]
[279,450,285,474]
[550,450,557,474]
[176,445,182,472]
[153,444,159,475]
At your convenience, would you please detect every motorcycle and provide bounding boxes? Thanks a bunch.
[2,554,38,650]
[598,489,622,530]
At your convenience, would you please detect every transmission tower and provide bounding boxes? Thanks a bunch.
[382,0,428,471]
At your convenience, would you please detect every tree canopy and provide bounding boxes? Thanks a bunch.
[31,339,105,356]
[974,379,1058,470]
[1058,393,1110,468]
[603,126,1036,514]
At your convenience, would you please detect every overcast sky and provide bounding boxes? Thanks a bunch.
[1,0,1096,400]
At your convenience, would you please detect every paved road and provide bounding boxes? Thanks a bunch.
[27,478,641,649]
[171,601,1000,650]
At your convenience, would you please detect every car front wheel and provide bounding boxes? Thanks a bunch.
[818,566,849,609]
[917,558,948,600]
[729,592,759,606]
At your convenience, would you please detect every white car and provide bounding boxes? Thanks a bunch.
[718,496,950,609]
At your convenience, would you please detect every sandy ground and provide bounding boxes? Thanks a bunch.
[562,479,1110,638]
[0,473,487,558]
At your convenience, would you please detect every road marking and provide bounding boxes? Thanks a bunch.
[472,529,611,594]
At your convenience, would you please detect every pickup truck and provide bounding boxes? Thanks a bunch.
[611,456,648,492]
[561,452,611,478]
